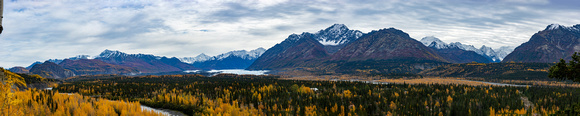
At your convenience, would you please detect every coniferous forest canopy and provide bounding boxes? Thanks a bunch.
[53,74,579,115]
[1,61,580,115]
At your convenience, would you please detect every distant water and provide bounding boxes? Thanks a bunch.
[184,69,269,75]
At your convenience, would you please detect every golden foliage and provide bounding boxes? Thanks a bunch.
[1,88,162,116]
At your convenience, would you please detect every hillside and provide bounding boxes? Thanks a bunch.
[248,33,329,70]
[29,61,75,79]
[503,24,580,63]
[95,50,198,73]
[331,28,447,62]
[419,62,553,80]
[59,59,139,75]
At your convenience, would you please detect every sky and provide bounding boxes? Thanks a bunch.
[1,0,580,68]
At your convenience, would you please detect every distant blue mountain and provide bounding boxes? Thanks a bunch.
[180,48,266,70]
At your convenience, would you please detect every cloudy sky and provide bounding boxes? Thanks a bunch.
[1,0,579,68]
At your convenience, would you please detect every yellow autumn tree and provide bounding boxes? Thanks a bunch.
[0,69,26,116]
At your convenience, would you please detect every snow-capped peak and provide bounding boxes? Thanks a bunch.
[494,46,515,61]
[420,36,449,49]
[545,24,580,31]
[179,53,212,64]
[315,24,364,46]
[286,33,303,41]
[449,42,479,52]
[96,49,158,59]
[197,53,210,59]
[98,49,128,58]
[215,48,266,60]
[45,55,92,64]
[281,24,363,46]
[419,36,516,62]
[325,24,349,34]
[70,55,91,60]
[479,45,496,57]
[546,24,564,30]
[179,48,267,64]
[194,53,212,61]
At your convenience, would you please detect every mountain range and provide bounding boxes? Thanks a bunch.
[248,25,452,74]
[248,23,579,75]
[248,24,365,70]
[503,24,580,63]
[179,48,266,69]
[23,50,195,79]
[16,48,266,79]
[10,23,579,78]
[419,36,515,62]
[95,49,198,73]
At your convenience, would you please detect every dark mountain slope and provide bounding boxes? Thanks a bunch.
[503,24,580,63]
[247,33,329,70]
[95,50,198,73]
[29,61,75,79]
[58,59,139,76]
[330,28,447,62]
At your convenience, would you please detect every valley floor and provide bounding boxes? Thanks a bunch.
[283,76,580,88]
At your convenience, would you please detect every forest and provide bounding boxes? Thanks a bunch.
[419,62,554,81]
[54,74,580,115]
[2,66,580,115]
[0,68,162,116]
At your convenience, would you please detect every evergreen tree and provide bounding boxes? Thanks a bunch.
[549,52,580,82]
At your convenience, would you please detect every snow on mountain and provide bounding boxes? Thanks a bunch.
[96,49,163,60]
[479,45,502,62]
[545,23,580,31]
[480,45,495,57]
[214,48,266,60]
[495,46,515,61]
[546,24,563,30]
[420,36,449,49]
[180,48,267,64]
[285,24,363,46]
[448,42,479,53]
[179,53,212,64]
[97,49,129,58]
[286,33,304,42]
[420,36,514,62]
[314,24,364,46]
[47,55,92,64]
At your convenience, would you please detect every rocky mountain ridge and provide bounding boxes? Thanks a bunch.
[420,36,515,62]
[180,48,267,69]
[503,24,580,63]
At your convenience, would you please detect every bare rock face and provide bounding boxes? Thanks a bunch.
[330,28,447,62]
[503,24,580,63]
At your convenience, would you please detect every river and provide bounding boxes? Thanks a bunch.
[140,105,187,116]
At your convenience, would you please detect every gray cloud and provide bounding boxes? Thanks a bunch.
[1,0,580,68]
